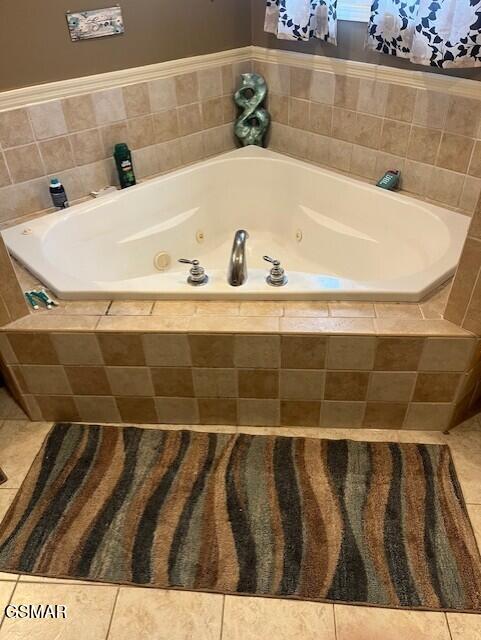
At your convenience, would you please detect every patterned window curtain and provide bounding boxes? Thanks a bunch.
[265,0,338,45]
[367,0,481,68]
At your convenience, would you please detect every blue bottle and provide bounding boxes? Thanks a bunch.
[49,178,69,209]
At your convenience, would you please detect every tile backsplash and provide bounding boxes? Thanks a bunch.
[256,60,481,216]
[0,63,250,226]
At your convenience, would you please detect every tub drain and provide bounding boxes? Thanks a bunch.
[153,251,171,271]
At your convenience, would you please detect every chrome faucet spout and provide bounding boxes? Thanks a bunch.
[228,229,249,286]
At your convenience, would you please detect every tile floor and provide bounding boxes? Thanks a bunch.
[0,397,480,638]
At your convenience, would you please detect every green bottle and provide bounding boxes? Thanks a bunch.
[114,143,136,188]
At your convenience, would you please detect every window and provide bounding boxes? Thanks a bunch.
[337,0,371,22]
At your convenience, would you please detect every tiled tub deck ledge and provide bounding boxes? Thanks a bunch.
[0,307,478,430]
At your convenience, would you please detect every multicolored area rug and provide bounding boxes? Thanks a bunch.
[0,423,480,612]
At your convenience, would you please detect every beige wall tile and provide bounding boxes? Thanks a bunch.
[445,96,481,137]
[151,367,194,397]
[375,303,423,319]
[403,402,453,430]
[306,133,330,166]
[221,64,235,95]
[354,113,382,149]
[5,144,45,183]
[98,333,146,366]
[149,77,177,112]
[469,141,481,178]
[110,587,222,640]
[356,80,388,117]
[62,94,96,132]
[280,369,323,400]
[239,302,283,317]
[327,138,352,172]
[198,68,223,100]
[280,400,321,427]
[69,129,104,165]
[77,160,109,193]
[75,395,121,423]
[193,368,238,398]
[65,365,111,395]
[196,302,239,316]
[413,372,461,402]
[401,159,432,197]
[234,335,280,368]
[289,97,309,130]
[156,397,199,423]
[375,151,405,176]
[186,334,236,369]
[327,336,377,370]
[39,136,75,173]
[0,153,10,188]
[385,85,416,122]
[329,302,375,318]
[132,145,160,179]
[198,398,237,424]
[334,75,359,110]
[320,401,366,427]
[28,101,67,139]
[178,103,202,136]
[379,119,410,156]
[127,114,155,150]
[426,166,464,207]
[152,109,179,143]
[202,97,224,129]
[419,337,475,371]
[0,108,34,148]
[175,72,200,106]
[413,89,449,129]
[123,82,151,118]
[307,102,332,136]
[350,145,378,180]
[310,70,335,105]
[92,88,126,124]
[223,596,335,640]
[374,337,424,370]
[203,123,232,158]
[238,398,280,426]
[152,301,196,316]
[268,94,289,125]
[331,107,356,143]
[283,302,329,317]
[21,364,71,395]
[290,67,313,100]
[100,121,130,157]
[444,238,481,325]
[325,371,369,400]
[36,395,80,421]
[437,133,474,173]
[239,368,279,398]
[335,604,450,640]
[116,396,157,423]
[368,371,416,402]
[108,301,154,316]
[459,176,481,214]
[281,335,327,369]
[407,126,441,164]
[363,402,407,428]
[106,366,154,396]
[8,332,58,364]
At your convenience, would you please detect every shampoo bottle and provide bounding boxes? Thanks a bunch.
[49,178,69,209]
[114,143,136,188]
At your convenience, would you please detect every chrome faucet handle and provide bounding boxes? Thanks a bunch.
[178,258,209,286]
[263,255,288,287]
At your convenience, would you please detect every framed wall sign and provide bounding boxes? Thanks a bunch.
[66,6,124,42]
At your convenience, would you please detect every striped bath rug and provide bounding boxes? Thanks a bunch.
[0,469,6,486]
[0,423,480,612]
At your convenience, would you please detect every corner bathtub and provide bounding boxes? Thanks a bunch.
[2,147,470,301]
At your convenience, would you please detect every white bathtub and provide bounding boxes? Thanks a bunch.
[2,146,470,301]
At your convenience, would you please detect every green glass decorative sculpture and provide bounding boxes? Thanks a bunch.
[234,73,270,147]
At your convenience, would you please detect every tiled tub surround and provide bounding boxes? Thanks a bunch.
[257,61,481,216]
[0,316,477,430]
[0,63,246,225]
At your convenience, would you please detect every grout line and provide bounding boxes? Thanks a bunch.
[0,575,20,634]
[219,594,226,640]
[104,586,121,640]
[445,612,454,640]
[333,603,339,640]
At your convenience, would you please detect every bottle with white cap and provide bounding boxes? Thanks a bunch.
[49,177,69,209]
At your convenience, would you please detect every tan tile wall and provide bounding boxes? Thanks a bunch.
[0,328,476,430]
[445,195,481,334]
[256,61,481,215]
[0,236,28,326]
[0,63,250,226]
